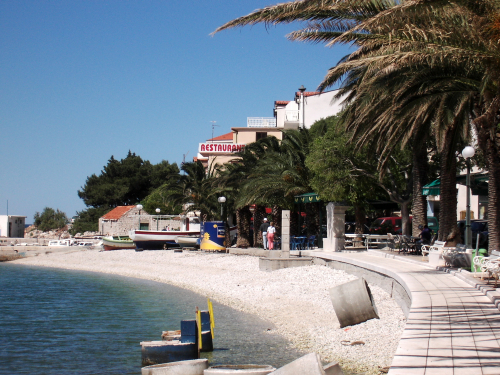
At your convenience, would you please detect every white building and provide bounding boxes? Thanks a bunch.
[274,87,346,129]
[0,215,27,238]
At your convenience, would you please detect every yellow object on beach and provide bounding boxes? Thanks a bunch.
[196,308,202,350]
[208,298,214,339]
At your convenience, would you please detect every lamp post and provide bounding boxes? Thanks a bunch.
[218,197,226,221]
[136,204,143,229]
[156,208,160,230]
[462,146,475,249]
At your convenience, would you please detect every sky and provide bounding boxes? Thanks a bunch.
[0,1,352,223]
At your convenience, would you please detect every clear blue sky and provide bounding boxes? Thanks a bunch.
[0,1,352,223]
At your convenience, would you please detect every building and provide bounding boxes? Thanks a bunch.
[0,215,27,238]
[274,88,346,129]
[98,206,182,236]
[197,86,345,169]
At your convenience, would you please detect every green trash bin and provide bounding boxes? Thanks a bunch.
[472,248,488,272]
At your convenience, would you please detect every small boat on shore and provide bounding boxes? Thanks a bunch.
[129,216,201,250]
[102,236,136,251]
[175,235,200,248]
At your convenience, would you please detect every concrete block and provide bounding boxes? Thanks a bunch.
[142,359,208,375]
[259,257,313,271]
[323,362,344,375]
[204,365,275,374]
[269,353,325,375]
[329,278,379,328]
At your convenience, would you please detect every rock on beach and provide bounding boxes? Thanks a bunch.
[13,250,406,374]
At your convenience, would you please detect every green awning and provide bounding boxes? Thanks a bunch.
[422,173,489,196]
[422,179,440,196]
[456,172,489,196]
[294,192,321,203]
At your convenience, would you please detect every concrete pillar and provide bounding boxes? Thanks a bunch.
[281,210,290,257]
[324,203,349,252]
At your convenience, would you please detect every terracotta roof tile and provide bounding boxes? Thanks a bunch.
[275,101,290,105]
[102,206,135,220]
[296,91,321,97]
[207,132,233,141]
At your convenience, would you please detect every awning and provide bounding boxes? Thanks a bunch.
[422,173,489,196]
[294,192,321,203]
[422,179,441,196]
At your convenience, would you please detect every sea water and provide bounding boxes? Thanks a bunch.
[0,263,305,374]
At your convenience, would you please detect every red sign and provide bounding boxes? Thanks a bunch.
[199,143,245,155]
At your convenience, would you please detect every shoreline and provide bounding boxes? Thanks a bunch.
[11,249,406,374]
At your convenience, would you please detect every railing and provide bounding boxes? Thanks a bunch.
[247,117,276,127]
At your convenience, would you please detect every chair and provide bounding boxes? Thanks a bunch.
[274,236,281,250]
[290,237,298,250]
[297,236,307,250]
[307,235,316,249]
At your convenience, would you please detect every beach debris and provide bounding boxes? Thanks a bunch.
[340,340,365,346]
[329,278,379,328]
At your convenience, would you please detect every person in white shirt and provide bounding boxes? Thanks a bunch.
[267,222,276,250]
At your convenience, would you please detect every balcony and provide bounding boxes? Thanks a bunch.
[247,117,277,127]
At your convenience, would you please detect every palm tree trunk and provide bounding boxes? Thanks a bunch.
[236,207,251,248]
[254,205,267,248]
[473,95,500,253]
[437,131,458,242]
[354,204,366,235]
[412,137,429,236]
[272,206,282,237]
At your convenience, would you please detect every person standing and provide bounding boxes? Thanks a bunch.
[260,218,270,249]
[267,222,276,250]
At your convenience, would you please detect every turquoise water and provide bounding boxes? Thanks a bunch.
[0,263,304,374]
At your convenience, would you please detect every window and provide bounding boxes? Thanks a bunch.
[256,132,267,141]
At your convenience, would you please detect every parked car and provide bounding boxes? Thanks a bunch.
[369,217,403,234]
[457,220,488,248]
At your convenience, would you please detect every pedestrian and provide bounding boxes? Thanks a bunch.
[419,224,432,245]
[267,221,276,250]
[260,218,270,249]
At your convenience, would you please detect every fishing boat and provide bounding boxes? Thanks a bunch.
[129,216,201,250]
[102,236,136,251]
[175,235,201,248]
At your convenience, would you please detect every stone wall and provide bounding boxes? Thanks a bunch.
[99,207,181,236]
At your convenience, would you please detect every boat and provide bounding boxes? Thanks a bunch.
[129,216,201,250]
[175,235,201,248]
[102,236,136,251]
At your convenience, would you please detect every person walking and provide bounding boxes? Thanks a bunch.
[260,218,270,249]
[267,222,276,250]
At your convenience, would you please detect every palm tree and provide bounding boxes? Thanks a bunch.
[213,0,500,250]
[158,161,219,221]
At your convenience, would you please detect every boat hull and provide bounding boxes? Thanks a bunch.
[102,236,136,251]
[129,230,201,250]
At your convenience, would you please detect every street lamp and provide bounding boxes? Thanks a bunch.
[156,208,160,230]
[218,197,226,220]
[136,204,143,229]
[462,146,475,248]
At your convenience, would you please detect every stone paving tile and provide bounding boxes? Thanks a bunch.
[312,251,500,375]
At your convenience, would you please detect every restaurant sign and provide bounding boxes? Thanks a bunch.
[198,142,246,155]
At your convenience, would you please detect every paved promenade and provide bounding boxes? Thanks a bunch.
[309,250,500,375]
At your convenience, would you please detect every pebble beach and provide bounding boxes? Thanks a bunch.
[13,249,406,374]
